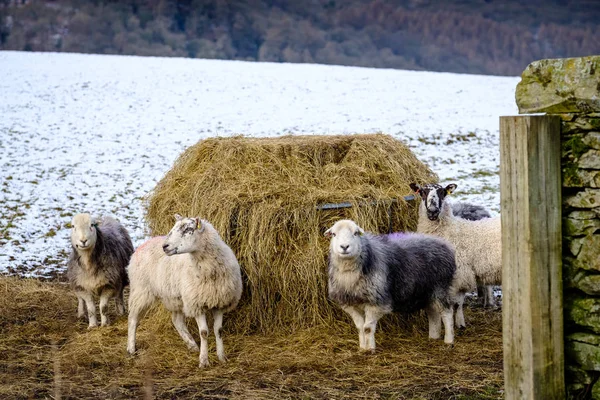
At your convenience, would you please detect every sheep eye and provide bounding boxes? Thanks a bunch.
[354,231,360,236]
[331,233,336,237]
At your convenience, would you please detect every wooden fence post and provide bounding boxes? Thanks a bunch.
[500,115,564,399]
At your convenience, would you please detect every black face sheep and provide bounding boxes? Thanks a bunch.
[451,202,496,308]
[410,183,502,329]
[325,219,458,351]
[126,215,243,368]
[67,213,133,328]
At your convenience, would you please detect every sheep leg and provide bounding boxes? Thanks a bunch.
[115,288,126,316]
[341,305,366,350]
[484,286,496,308]
[212,309,227,363]
[363,306,385,352]
[441,306,455,344]
[171,311,199,352]
[195,313,210,368]
[454,292,466,329]
[77,295,86,319]
[426,304,442,340]
[99,289,114,326]
[127,289,155,354]
[78,291,98,328]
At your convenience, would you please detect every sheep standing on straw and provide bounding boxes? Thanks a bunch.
[451,202,497,308]
[126,215,242,368]
[410,183,502,329]
[325,219,458,351]
[67,213,133,328]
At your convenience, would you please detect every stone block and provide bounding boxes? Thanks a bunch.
[517,56,600,114]
[565,189,600,208]
[566,296,600,333]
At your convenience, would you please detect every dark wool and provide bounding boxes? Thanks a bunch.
[451,202,491,221]
[67,218,133,294]
[328,232,456,314]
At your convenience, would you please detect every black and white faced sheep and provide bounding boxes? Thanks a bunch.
[126,215,243,368]
[325,219,458,351]
[451,202,497,308]
[67,213,133,328]
[410,183,502,328]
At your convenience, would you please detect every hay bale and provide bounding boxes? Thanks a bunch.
[145,133,437,333]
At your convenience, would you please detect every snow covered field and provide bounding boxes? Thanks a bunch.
[0,51,519,277]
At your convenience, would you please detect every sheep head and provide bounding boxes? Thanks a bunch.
[163,214,204,256]
[71,213,98,251]
[324,219,364,259]
[410,182,457,221]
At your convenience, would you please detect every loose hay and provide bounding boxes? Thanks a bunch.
[145,134,438,333]
[0,277,503,399]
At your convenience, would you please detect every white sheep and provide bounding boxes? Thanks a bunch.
[451,202,497,308]
[326,219,458,350]
[67,213,133,328]
[126,215,243,368]
[410,183,502,328]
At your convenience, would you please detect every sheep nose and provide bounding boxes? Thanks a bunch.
[81,239,87,245]
[340,244,349,251]
[162,244,169,251]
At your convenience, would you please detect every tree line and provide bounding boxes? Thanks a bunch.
[1,0,599,76]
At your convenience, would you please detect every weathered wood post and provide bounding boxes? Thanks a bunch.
[503,55,600,399]
[500,115,564,399]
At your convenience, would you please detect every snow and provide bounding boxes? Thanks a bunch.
[0,51,520,277]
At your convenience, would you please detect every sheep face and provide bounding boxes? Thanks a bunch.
[71,213,98,251]
[163,214,204,256]
[410,183,457,221]
[324,219,365,259]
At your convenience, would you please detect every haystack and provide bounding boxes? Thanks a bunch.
[145,133,437,333]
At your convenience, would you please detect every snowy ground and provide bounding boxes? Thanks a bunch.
[0,51,520,277]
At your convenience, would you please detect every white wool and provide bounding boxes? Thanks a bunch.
[126,216,242,368]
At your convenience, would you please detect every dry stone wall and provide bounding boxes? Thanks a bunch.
[517,55,600,399]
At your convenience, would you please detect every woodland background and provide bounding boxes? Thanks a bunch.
[1,0,600,76]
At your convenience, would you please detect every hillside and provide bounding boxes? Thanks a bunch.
[0,51,518,277]
[1,0,599,76]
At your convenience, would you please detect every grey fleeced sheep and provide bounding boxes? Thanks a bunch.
[325,219,458,351]
[67,213,133,328]
[126,215,243,368]
[410,183,502,328]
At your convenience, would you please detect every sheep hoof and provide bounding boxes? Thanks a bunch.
[127,347,136,355]
[218,355,228,363]
[445,343,455,350]
[87,324,98,329]
[188,344,200,352]
[199,359,210,368]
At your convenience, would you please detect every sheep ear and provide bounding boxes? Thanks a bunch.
[194,218,205,233]
[358,227,365,236]
[324,228,333,238]
[91,217,98,227]
[174,214,183,221]
[445,184,457,194]
[409,183,421,193]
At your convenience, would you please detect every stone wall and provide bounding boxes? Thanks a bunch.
[517,55,600,399]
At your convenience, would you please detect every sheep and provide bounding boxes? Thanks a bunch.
[409,183,501,329]
[325,219,458,351]
[67,213,133,328]
[451,202,496,308]
[451,202,491,222]
[126,215,243,368]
